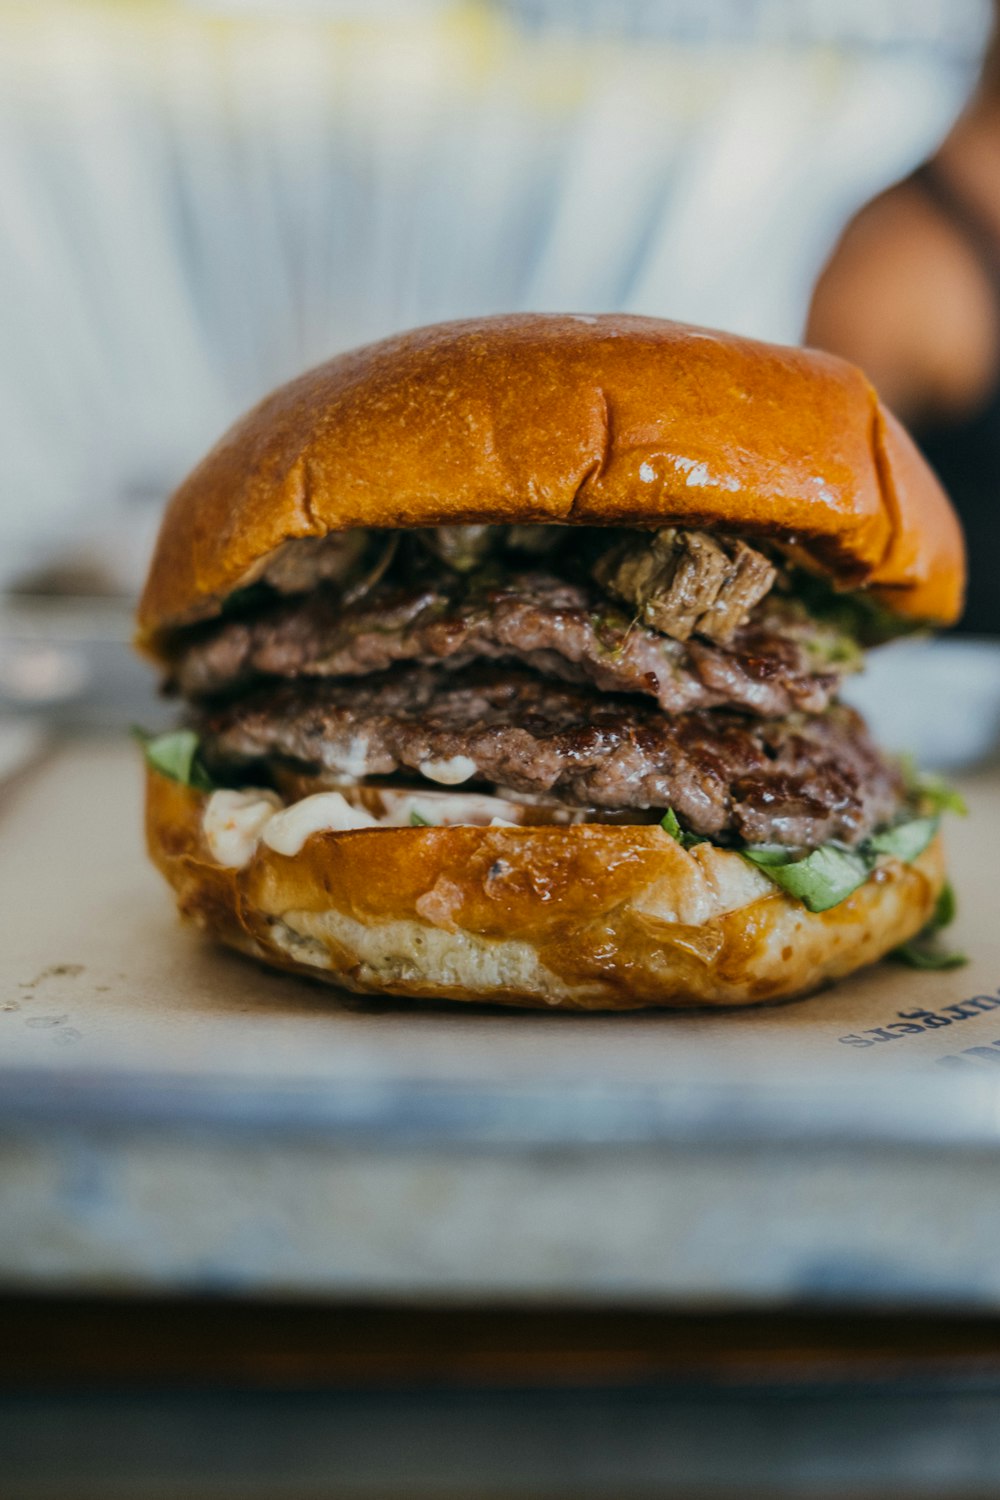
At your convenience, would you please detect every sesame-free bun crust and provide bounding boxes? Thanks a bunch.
[146,769,945,1012]
[137,314,965,645]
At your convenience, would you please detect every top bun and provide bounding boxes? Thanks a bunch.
[137,314,965,645]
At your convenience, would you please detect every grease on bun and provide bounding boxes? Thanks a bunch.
[146,769,946,1011]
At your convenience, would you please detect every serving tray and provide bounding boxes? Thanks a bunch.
[2,742,1000,1306]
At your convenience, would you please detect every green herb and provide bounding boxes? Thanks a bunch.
[132,728,217,791]
[589,607,633,659]
[741,806,950,915]
[899,756,968,818]
[803,622,864,673]
[931,879,957,930]
[891,942,967,971]
[741,842,871,913]
[891,878,967,970]
[409,809,431,827]
[661,807,681,840]
[660,808,707,850]
[867,816,939,863]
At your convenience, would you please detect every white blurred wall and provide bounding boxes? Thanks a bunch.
[0,0,987,591]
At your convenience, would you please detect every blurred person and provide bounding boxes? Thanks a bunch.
[808,13,1000,635]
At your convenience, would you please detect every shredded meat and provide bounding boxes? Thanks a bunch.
[257,532,370,594]
[594,528,777,643]
[198,666,901,848]
[170,572,844,718]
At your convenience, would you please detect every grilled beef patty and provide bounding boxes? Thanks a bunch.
[171,571,847,719]
[197,666,900,848]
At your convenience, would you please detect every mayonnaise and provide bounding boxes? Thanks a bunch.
[202,784,530,870]
[203,788,282,868]
[262,792,379,857]
[418,755,477,785]
[377,789,519,828]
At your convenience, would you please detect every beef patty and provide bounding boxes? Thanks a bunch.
[198,666,900,848]
[171,571,849,719]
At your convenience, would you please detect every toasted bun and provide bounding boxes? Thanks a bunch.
[146,769,945,1012]
[136,314,964,648]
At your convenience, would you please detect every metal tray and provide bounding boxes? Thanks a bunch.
[2,741,1000,1307]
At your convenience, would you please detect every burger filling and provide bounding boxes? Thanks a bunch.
[143,524,955,914]
[197,668,898,850]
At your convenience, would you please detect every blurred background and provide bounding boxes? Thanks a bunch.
[0,0,987,588]
[2,0,998,759]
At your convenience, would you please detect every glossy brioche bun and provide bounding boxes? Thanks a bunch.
[136,314,965,649]
[146,769,945,1012]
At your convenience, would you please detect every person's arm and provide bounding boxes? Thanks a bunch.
[806,183,998,425]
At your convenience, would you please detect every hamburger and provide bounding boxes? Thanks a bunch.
[136,313,965,1011]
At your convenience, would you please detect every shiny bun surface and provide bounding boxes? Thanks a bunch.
[138,313,965,645]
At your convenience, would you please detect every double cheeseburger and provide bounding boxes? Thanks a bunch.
[136,314,965,1011]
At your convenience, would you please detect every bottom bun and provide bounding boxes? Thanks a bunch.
[145,769,945,1011]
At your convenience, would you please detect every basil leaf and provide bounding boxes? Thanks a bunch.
[409,810,431,827]
[660,808,706,850]
[930,878,957,932]
[868,816,938,863]
[742,843,870,913]
[892,940,967,970]
[890,878,967,969]
[133,728,216,791]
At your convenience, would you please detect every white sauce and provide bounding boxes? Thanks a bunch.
[638,461,655,484]
[381,790,521,826]
[202,786,531,870]
[203,789,282,868]
[262,792,378,856]
[418,755,478,785]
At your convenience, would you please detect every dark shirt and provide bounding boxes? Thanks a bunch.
[908,162,1000,635]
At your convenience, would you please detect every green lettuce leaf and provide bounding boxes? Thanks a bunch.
[867,816,939,863]
[741,843,871,913]
[742,807,950,916]
[660,808,707,850]
[133,728,217,791]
